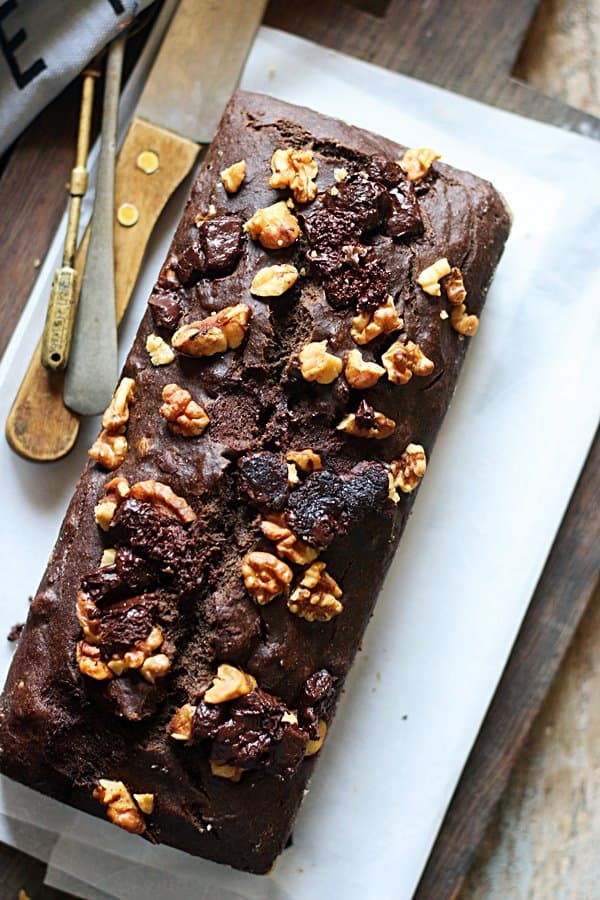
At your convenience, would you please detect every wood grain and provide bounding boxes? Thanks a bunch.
[0,0,598,896]
[5,117,198,462]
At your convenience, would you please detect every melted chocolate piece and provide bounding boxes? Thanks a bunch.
[298,669,336,739]
[174,217,243,285]
[97,595,156,656]
[324,173,390,232]
[148,289,181,331]
[238,452,290,511]
[198,217,243,275]
[81,548,155,607]
[7,623,23,643]
[110,500,205,595]
[324,248,388,312]
[174,242,206,284]
[285,462,390,548]
[367,156,404,187]
[384,181,424,241]
[354,399,377,430]
[192,699,226,740]
[209,688,309,779]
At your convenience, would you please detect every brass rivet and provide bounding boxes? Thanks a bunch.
[117,202,139,227]
[136,150,159,174]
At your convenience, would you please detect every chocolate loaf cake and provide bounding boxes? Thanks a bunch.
[0,91,510,873]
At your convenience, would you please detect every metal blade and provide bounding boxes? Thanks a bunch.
[136,0,267,144]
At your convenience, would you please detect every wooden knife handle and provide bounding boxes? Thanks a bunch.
[5,117,199,462]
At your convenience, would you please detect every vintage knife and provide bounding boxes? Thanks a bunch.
[6,0,266,461]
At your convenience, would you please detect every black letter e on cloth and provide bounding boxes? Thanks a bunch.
[0,0,46,89]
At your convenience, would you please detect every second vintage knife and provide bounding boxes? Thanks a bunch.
[6,0,266,462]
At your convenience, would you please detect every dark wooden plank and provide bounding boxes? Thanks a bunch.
[0,1,598,897]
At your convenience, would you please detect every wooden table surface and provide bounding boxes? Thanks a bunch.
[0,1,598,897]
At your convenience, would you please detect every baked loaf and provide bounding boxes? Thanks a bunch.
[0,91,510,873]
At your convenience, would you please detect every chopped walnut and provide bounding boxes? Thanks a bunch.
[76,641,112,681]
[93,780,146,834]
[286,448,322,473]
[417,257,452,296]
[382,340,435,385]
[287,462,300,486]
[100,548,116,567]
[76,591,101,643]
[133,793,154,815]
[250,263,299,297]
[210,759,243,782]
[390,443,427,494]
[451,303,479,336]
[168,703,197,741]
[160,383,209,437]
[244,201,300,249]
[88,432,128,471]
[288,562,343,623]
[204,663,257,704]
[94,476,131,530]
[336,403,396,440]
[298,341,343,384]
[260,514,320,565]
[171,303,251,357]
[334,167,348,183]
[220,159,246,194]
[269,148,318,203]
[351,295,403,345]
[344,349,385,389]
[146,333,175,366]
[399,147,441,181]
[241,551,293,605]
[305,718,327,756]
[101,377,136,432]
[444,266,467,305]
[106,626,170,683]
[130,480,196,522]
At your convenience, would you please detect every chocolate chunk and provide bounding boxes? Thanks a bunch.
[210,688,309,779]
[97,595,156,656]
[324,248,388,312]
[148,289,181,331]
[298,669,336,739]
[285,470,349,547]
[367,156,404,187]
[342,461,391,521]
[174,242,206,284]
[384,181,424,241]
[81,548,156,607]
[324,173,389,233]
[110,500,205,595]
[301,207,362,251]
[156,255,180,289]
[238,452,290,511]
[192,700,226,740]
[198,216,243,276]
[286,462,390,548]
[354,399,377,430]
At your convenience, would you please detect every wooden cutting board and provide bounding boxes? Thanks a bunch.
[0,1,598,897]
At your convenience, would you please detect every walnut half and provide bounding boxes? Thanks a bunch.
[241,551,293,605]
[399,147,441,182]
[390,443,427,495]
[351,295,403,345]
[269,148,318,204]
[160,383,209,437]
[451,303,479,336]
[382,340,434,385]
[298,341,343,384]
[417,258,452,296]
[344,349,385,389]
[250,264,299,297]
[337,401,396,440]
[244,201,300,249]
[171,304,251,357]
[204,664,257,704]
[260,514,320,565]
[288,562,343,623]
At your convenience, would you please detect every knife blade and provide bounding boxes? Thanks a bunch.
[6,0,266,462]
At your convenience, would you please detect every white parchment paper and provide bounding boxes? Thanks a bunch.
[0,26,599,900]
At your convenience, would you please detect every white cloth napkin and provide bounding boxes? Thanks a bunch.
[0,0,154,155]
